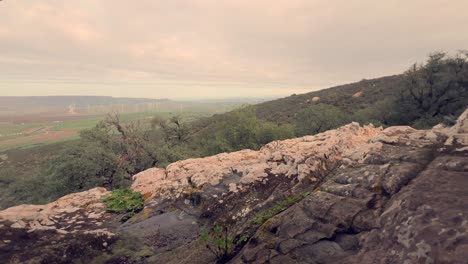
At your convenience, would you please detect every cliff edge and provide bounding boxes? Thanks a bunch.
[1,109,467,264]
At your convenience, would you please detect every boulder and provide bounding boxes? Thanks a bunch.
[352,91,363,97]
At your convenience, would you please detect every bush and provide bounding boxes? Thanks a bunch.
[103,189,144,214]
[44,142,127,197]
[410,114,445,129]
[196,107,295,155]
[295,104,349,136]
[398,51,468,122]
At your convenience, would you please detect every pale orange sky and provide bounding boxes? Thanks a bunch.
[0,0,467,99]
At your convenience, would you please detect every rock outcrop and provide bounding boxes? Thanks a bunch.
[1,109,467,264]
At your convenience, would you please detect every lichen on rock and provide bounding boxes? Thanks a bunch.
[1,108,467,264]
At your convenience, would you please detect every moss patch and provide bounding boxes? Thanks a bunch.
[103,189,144,215]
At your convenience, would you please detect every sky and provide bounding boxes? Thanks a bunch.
[0,0,467,99]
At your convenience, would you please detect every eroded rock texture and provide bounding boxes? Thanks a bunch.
[1,109,467,264]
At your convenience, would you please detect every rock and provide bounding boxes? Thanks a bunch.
[306,96,321,102]
[445,107,468,146]
[0,187,113,247]
[232,109,468,264]
[352,91,363,97]
[131,122,381,203]
[132,168,167,199]
[1,109,467,264]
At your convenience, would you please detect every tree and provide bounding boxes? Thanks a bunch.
[151,115,190,146]
[402,51,468,120]
[104,113,160,172]
[43,113,164,196]
[45,142,124,196]
[295,104,349,136]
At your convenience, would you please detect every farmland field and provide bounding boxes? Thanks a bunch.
[0,111,211,151]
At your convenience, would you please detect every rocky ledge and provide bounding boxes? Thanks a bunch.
[1,109,467,264]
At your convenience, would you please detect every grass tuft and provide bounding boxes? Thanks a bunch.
[103,188,144,214]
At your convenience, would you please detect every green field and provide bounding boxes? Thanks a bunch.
[0,111,211,151]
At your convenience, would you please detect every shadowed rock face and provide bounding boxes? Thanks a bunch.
[1,109,467,264]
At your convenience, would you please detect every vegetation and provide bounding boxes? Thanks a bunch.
[198,192,311,262]
[397,51,468,127]
[103,189,144,214]
[254,75,405,124]
[295,104,349,136]
[0,111,209,151]
[195,107,295,156]
[40,113,183,198]
[0,143,67,208]
[200,225,233,262]
[200,225,250,263]
[0,51,466,210]
[0,106,294,208]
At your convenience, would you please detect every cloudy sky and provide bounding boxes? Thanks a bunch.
[0,0,467,99]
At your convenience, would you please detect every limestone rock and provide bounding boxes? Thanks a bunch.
[0,187,111,235]
[1,109,467,264]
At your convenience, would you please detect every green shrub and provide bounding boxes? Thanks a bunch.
[295,104,349,136]
[103,189,144,214]
[196,107,295,155]
[410,115,445,129]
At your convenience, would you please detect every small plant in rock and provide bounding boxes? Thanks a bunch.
[103,188,144,215]
[200,225,233,263]
[200,225,250,263]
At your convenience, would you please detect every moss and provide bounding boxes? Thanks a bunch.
[102,189,144,214]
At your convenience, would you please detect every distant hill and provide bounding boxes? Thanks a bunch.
[255,74,405,123]
[189,74,406,135]
[0,96,254,120]
[0,96,168,115]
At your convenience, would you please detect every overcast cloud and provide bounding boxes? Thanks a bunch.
[0,0,467,99]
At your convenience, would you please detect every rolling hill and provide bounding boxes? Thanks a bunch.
[254,74,405,123]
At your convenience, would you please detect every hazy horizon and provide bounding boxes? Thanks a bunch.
[1,0,467,99]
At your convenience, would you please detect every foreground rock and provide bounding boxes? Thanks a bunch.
[0,188,117,263]
[1,109,467,264]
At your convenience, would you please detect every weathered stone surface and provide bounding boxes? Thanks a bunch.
[132,167,167,199]
[131,123,381,203]
[231,109,468,264]
[1,108,466,264]
[0,187,112,235]
[0,188,117,263]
